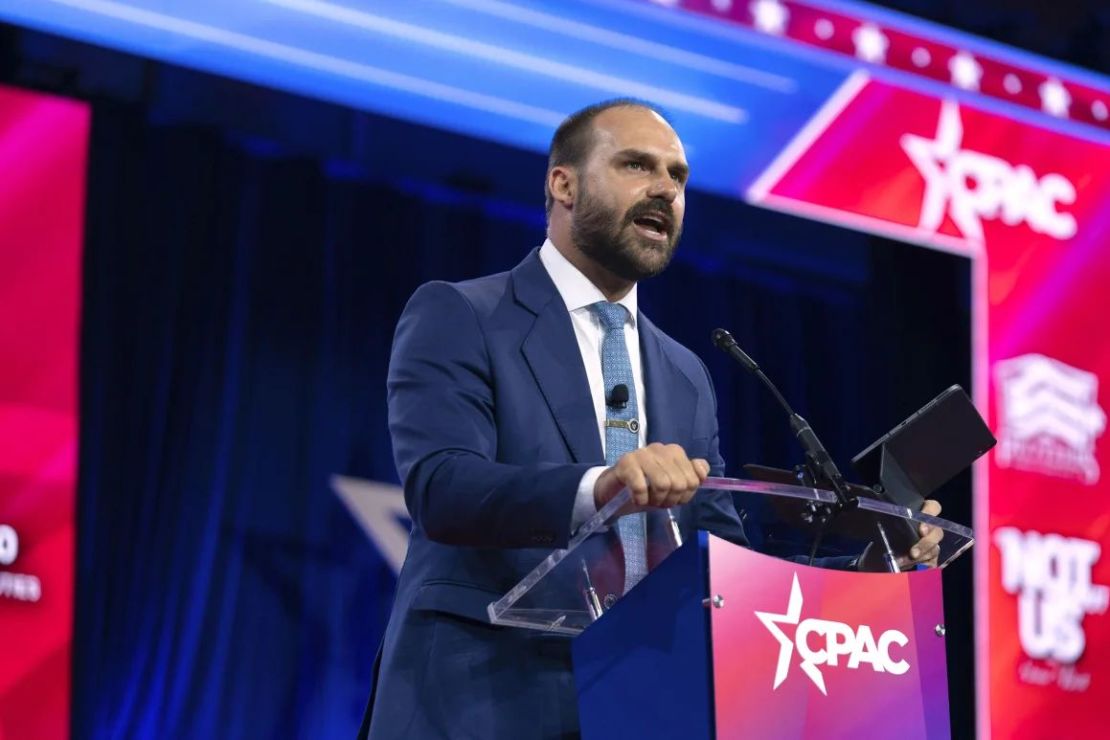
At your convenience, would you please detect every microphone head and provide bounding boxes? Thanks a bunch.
[712,328,759,372]
[711,328,736,350]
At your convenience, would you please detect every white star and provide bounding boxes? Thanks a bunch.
[1093,100,1109,122]
[949,51,982,91]
[750,0,788,35]
[711,0,734,11]
[1003,74,1022,95]
[852,23,888,64]
[899,100,983,241]
[1039,78,1071,117]
[754,573,828,694]
[911,47,931,68]
[814,18,834,40]
[755,573,806,691]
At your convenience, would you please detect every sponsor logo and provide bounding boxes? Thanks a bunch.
[901,100,1078,242]
[994,354,1106,484]
[994,527,1109,690]
[755,573,910,695]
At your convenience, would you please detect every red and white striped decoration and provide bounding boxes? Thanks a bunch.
[644,0,1110,130]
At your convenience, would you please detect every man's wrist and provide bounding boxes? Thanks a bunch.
[570,466,608,532]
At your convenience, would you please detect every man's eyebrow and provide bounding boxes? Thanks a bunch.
[611,148,653,164]
[613,148,690,179]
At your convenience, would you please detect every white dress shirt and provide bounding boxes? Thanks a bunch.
[537,239,647,529]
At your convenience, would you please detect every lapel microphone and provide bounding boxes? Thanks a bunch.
[606,383,629,409]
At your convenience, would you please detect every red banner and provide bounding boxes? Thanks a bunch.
[0,84,88,740]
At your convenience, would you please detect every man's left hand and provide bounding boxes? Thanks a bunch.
[859,499,944,572]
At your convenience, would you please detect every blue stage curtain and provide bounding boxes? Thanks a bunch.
[73,107,971,738]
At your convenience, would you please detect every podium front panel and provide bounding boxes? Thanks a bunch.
[708,535,951,739]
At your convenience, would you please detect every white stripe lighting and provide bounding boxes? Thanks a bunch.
[30,0,568,126]
[434,0,795,92]
[263,0,748,123]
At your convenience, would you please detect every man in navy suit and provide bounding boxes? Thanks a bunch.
[360,100,943,739]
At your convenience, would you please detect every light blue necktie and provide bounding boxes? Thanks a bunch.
[591,301,648,592]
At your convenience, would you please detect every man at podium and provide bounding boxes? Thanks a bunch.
[358,100,943,739]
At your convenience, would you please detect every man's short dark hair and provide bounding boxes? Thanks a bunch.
[544,98,667,216]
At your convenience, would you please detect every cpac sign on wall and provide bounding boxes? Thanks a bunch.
[0,84,88,740]
[746,70,1110,739]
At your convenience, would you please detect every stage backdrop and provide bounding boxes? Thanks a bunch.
[1,3,1107,734]
[0,84,88,740]
[64,82,969,738]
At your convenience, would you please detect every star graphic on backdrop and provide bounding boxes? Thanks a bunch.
[755,573,828,694]
[331,475,410,575]
[852,23,888,64]
[898,99,986,242]
[750,0,788,35]
[949,51,982,91]
[1039,78,1071,117]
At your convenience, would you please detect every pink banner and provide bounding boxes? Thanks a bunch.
[748,73,1110,737]
[0,84,88,740]
[708,536,949,739]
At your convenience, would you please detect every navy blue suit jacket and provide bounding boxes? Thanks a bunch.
[360,249,747,739]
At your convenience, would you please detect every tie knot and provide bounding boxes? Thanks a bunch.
[591,301,629,331]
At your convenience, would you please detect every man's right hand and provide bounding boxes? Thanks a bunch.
[593,443,710,511]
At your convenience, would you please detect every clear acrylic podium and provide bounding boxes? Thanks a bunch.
[488,476,973,635]
[487,477,974,739]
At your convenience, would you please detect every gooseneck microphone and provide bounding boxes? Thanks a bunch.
[711,328,854,509]
[606,383,629,409]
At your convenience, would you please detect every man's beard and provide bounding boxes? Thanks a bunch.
[570,186,682,282]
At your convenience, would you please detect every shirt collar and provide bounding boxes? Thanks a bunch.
[538,239,638,326]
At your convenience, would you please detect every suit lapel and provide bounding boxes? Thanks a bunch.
[514,250,604,464]
[639,315,696,447]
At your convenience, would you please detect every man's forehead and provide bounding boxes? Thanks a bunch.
[590,106,685,159]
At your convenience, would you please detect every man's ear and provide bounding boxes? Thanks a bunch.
[548,165,576,211]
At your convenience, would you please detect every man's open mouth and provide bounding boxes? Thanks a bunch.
[631,213,671,240]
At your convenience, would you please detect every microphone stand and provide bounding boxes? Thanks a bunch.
[712,329,895,570]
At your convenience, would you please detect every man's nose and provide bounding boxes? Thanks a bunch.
[646,173,678,202]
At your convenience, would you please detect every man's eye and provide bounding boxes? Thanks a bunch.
[626,161,645,171]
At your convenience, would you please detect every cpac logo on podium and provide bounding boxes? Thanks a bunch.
[756,573,910,695]
[901,100,1078,242]
[994,354,1106,484]
[994,528,1109,667]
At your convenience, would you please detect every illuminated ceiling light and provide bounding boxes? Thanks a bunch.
[852,23,888,64]
[1039,78,1071,117]
[949,51,982,91]
[750,0,788,36]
